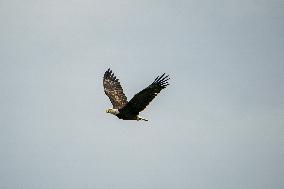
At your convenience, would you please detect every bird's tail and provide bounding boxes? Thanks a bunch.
[137,116,148,121]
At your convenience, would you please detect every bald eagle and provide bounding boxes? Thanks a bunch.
[103,69,170,121]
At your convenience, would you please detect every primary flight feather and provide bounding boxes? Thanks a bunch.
[103,68,170,121]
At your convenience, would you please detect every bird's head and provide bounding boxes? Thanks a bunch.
[105,108,119,115]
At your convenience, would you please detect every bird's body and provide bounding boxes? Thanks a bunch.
[106,108,147,121]
[103,69,170,121]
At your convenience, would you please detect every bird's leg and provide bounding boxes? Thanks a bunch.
[137,115,148,121]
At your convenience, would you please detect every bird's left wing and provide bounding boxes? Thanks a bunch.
[103,69,128,109]
[121,73,170,115]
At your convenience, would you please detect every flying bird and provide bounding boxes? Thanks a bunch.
[103,69,170,121]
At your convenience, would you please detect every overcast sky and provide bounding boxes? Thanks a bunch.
[0,0,283,188]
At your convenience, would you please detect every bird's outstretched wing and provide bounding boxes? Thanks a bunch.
[103,69,128,109]
[121,73,170,115]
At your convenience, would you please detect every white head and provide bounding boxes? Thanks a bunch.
[106,108,119,115]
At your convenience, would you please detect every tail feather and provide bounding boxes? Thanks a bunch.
[137,116,148,121]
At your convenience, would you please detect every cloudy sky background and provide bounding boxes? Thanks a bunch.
[1,0,283,188]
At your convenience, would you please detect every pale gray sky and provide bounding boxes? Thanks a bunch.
[0,0,283,188]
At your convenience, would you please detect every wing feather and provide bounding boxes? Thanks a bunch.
[103,69,128,109]
[121,73,170,115]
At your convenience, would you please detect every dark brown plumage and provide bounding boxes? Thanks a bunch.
[103,69,170,121]
[103,69,128,109]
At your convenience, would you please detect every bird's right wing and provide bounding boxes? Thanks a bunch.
[121,73,170,115]
[103,69,128,109]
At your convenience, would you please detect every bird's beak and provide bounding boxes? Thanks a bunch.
[106,109,109,113]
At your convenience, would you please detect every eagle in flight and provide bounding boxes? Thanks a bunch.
[103,69,170,121]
